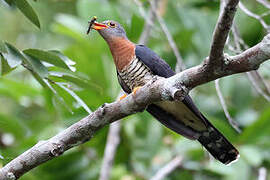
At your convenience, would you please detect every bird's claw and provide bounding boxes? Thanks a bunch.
[132,86,142,96]
[119,94,127,101]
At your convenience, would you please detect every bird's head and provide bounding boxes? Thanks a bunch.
[91,20,127,42]
[90,19,135,70]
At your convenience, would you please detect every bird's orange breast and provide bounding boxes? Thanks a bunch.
[107,37,135,71]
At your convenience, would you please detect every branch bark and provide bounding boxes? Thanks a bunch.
[1,33,270,179]
[209,0,239,65]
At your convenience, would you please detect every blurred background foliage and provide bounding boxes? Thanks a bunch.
[0,0,270,179]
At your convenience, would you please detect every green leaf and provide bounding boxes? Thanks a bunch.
[3,0,14,6]
[0,78,40,99]
[14,0,40,28]
[23,54,49,78]
[56,82,92,113]
[48,81,74,113]
[49,50,76,72]
[48,70,102,91]
[29,74,73,113]
[0,54,14,75]
[128,14,144,42]
[2,43,23,68]
[23,49,73,70]
[0,41,6,53]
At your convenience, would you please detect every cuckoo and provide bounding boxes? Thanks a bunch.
[90,19,239,165]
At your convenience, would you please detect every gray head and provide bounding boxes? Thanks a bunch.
[92,20,127,41]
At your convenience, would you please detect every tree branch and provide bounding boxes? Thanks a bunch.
[257,0,270,9]
[258,167,267,180]
[239,2,270,31]
[231,23,270,102]
[99,121,121,180]
[209,0,239,65]
[138,0,158,45]
[215,79,241,133]
[149,156,182,180]
[149,0,185,72]
[1,33,270,179]
[246,71,270,102]
[134,0,185,71]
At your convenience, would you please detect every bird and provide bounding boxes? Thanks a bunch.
[90,19,239,165]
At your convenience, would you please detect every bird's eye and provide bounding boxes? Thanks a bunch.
[108,22,116,28]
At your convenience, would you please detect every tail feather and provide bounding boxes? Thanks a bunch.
[147,104,239,165]
[198,123,239,165]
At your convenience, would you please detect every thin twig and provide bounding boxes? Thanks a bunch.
[257,0,270,9]
[133,0,154,27]
[134,0,185,71]
[258,167,267,180]
[215,0,241,133]
[215,79,242,133]
[231,23,249,51]
[149,156,182,180]
[246,71,270,102]
[231,23,270,102]
[149,0,185,72]
[138,0,158,45]
[239,2,270,31]
[98,91,122,180]
[261,11,270,18]
[99,121,121,180]
[209,0,239,65]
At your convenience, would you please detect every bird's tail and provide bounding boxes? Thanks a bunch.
[198,122,239,165]
[146,103,239,165]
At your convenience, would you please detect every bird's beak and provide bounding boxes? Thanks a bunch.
[92,22,108,30]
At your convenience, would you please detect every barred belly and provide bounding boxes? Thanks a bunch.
[118,57,153,90]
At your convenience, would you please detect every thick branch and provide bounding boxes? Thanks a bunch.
[209,0,239,65]
[1,34,270,180]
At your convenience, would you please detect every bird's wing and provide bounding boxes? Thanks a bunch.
[116,44,238,164]
[135,45,175,78]
[134,45,239,164]
[135,44,207,124]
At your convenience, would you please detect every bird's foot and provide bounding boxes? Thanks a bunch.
[119,94,127,101]
[132,86,142,95]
